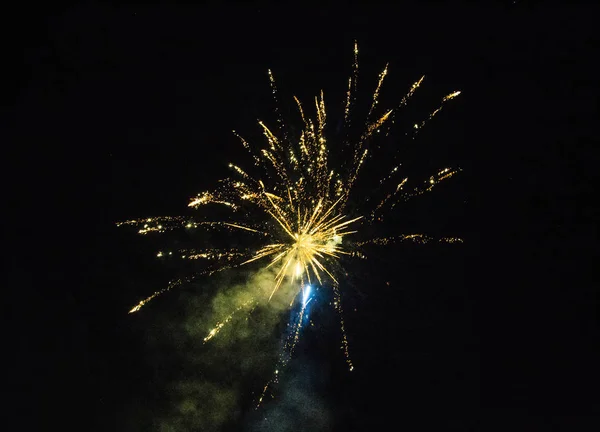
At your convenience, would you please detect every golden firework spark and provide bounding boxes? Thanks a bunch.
[118,42,463,406]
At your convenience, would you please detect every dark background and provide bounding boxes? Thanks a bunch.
[5,2,598,430]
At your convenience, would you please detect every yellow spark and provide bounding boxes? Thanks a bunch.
[413,90,462,135]
[367,63,389,120]
[203,299,256,342]
[189,192,238,210]
[443,90,461,101]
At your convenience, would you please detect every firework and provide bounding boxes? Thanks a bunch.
[118,42,462,406]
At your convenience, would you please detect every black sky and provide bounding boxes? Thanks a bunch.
[5,3,599,431]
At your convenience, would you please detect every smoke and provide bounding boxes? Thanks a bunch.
[325,234,343,251]
[142,266,315,431]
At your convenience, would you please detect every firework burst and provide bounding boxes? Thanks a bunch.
[118,41,462,406]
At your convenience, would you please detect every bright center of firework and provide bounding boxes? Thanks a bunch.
[302,285,311,306]
[244,197,361,300]
[292,233,318,278]
[295,232,315,248]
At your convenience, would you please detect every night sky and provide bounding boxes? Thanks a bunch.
[6,3,599,431]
